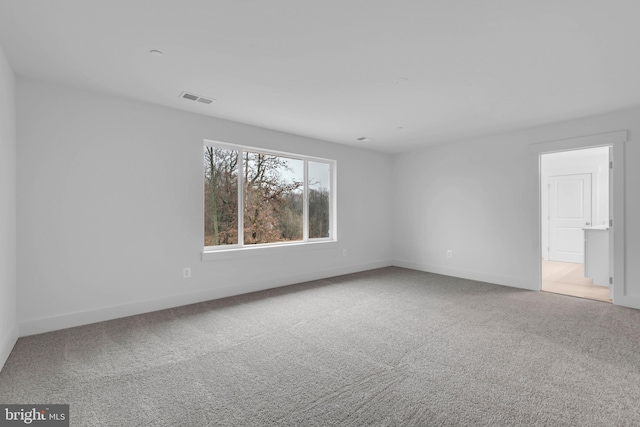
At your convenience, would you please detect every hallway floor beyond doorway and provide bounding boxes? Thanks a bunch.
[542,260,611,303]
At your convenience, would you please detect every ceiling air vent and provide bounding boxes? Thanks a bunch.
[179,91,216,104]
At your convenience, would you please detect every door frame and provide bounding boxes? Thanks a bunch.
[530,130,625,304]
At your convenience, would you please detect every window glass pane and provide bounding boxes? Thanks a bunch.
[309,161,331,239]
[243,152,303,244]
[204,146,239,246]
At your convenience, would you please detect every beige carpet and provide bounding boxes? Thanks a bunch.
[2,267,640,425]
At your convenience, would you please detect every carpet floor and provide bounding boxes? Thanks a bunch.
[2,267,640,426]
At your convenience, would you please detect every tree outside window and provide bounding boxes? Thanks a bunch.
[204,143,334,249]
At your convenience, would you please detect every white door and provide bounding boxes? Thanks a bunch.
[549,173,592,263]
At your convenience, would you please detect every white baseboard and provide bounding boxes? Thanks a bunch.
[393,259,538,291]
[15,260,639,338]
[18,260,392,337]
[0,322,19,372]
[393,260,640,309]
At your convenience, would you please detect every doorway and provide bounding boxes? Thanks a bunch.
[540,147,611,302]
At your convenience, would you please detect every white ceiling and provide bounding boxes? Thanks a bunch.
[1,0,640,153]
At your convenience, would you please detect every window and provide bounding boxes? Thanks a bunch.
[204,141,335,250]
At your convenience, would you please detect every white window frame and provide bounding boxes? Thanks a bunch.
[202,140,337,259]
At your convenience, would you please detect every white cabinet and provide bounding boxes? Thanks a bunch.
[583,226,609,288]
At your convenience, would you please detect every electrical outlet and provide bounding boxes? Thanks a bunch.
[446,250,453,258]
[342,249,348,257]
[183,267,191,278]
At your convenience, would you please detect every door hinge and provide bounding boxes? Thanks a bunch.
[610,161,613,169]
[609,219,613,227]
[609,277,613,285]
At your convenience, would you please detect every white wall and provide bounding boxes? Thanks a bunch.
[392,108,640,309]
[0,44,17,369]
[17,78,393,335]
[11,76,640,338]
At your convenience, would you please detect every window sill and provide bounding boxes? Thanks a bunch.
[201,240,339,261]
